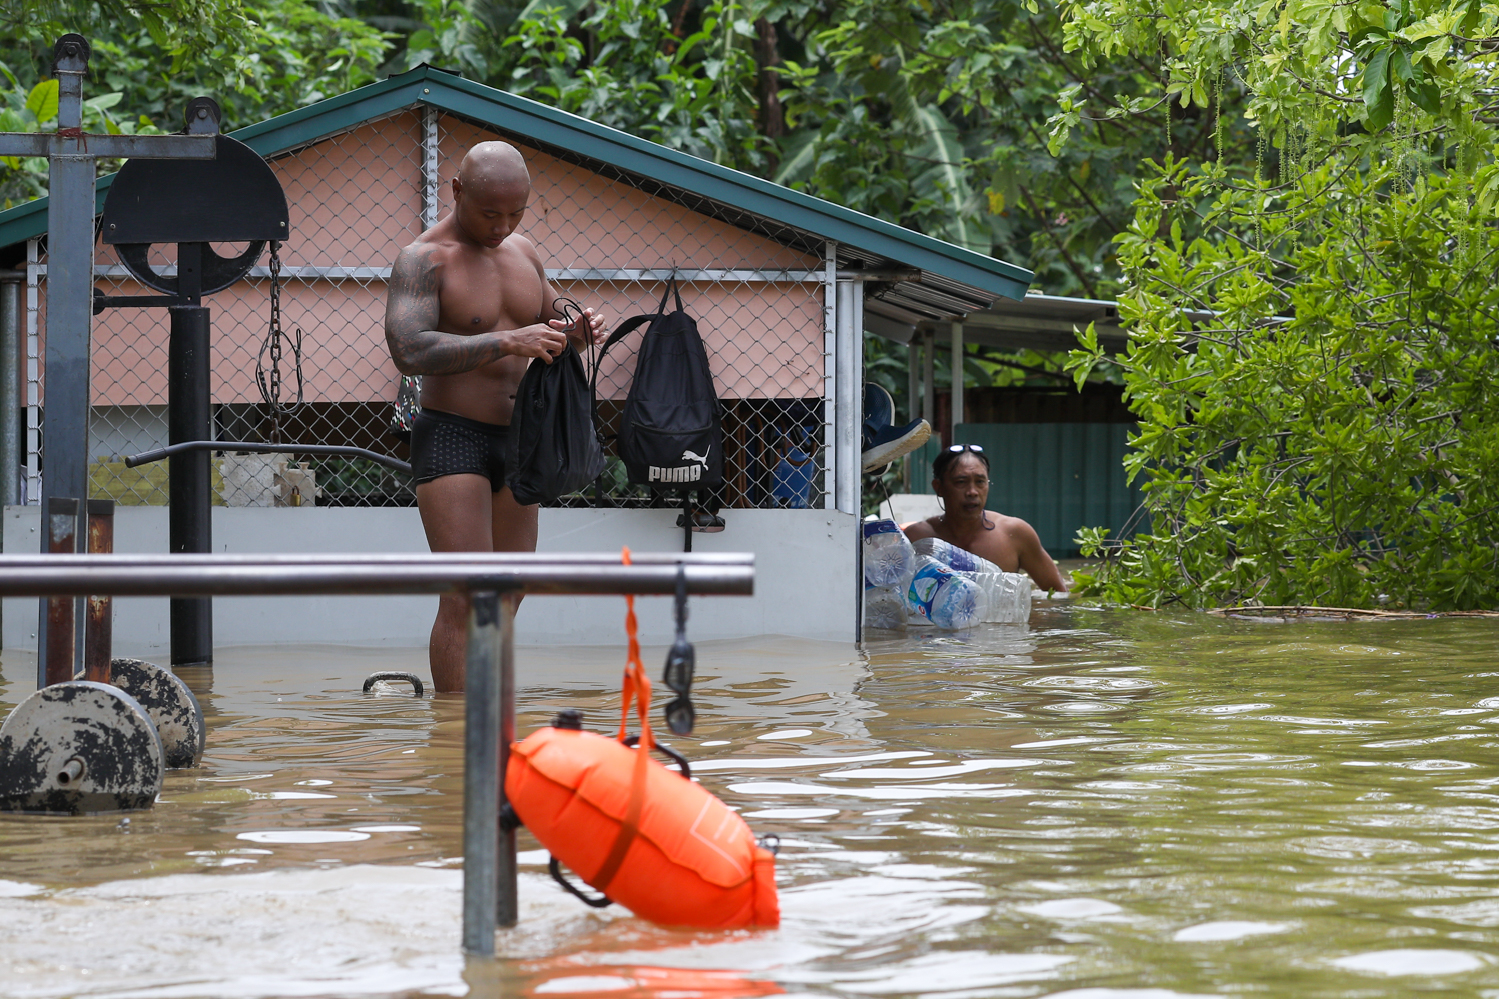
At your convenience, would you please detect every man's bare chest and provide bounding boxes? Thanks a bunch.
[439,251,544,333]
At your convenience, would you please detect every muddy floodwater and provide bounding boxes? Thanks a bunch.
[4,605,1499,998]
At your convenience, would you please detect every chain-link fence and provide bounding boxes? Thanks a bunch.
[23,106,830,511]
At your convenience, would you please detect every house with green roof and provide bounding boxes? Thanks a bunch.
[0,65,1034,648]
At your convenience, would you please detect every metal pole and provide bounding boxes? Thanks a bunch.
[1,269,20,507]
[1,269,21,646]
[498,594,517,928]
[951,320,964,432]
[462,590,502,956]
[906,340,918,492]
[822,241,837,511]
[84,499,114,682]
[834,279,858,515]
[38,36,94,682]
[0,557,757,598]
[43,496,78,686]
[169,289,212,667]
[922,332,935,434]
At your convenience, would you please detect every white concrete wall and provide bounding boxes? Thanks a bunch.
[1,505,858,654]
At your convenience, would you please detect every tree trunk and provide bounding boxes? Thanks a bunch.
[754,17,784,172]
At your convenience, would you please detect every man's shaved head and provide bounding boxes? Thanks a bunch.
[458,141,530,193]
[449,141,531,247]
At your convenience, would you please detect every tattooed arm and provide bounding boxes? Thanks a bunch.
[383,243,567,374]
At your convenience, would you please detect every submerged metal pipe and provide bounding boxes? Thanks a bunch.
[125,440,412,475]
[0,554,755,598]
[462,591,501,956]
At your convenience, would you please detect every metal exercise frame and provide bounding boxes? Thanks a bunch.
[0,550,754,957]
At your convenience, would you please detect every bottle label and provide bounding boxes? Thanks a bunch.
[907,561,954,621]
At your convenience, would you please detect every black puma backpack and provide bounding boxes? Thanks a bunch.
[594,278,724,489]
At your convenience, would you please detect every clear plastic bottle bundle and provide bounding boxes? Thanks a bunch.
[905,557,989,629]
[863,582,909,630]
[862,519,917,630]
[862,519,916,588]
[911,537,1032,624]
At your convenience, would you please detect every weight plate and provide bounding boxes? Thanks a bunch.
[0,681,164,814]
[110,659,205,769]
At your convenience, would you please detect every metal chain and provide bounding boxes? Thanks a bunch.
[256,241,303,445]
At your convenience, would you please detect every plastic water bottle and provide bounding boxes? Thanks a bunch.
[863,519,916,589]
[863,584,908,630]
[980,570,1033,624]
[911,536,1032,624]
[905,557,989,630]
[911,536,987,573]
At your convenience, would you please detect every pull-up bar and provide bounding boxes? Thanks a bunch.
[0,551,753,956]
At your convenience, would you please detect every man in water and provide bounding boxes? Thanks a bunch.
[902,445,1068,593]
[384,141,605,692]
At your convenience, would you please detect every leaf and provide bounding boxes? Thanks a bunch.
[1408,79,1440,114]
[1362,46,1393,130]
[25,79,58,123]
[85,92,123,111]
[907,103,986,252]
[516,0,590,23]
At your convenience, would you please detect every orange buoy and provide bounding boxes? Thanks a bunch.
[505,549,780,930]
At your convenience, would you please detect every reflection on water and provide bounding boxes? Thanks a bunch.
[4,609,1499,997]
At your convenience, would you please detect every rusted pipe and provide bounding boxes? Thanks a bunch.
[84,499,114,682]
[44,497,78,685]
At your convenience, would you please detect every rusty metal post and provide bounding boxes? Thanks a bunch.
[84,499,114,682]
[43,496,79,685]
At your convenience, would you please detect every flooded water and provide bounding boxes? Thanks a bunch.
[4,605,1499,998]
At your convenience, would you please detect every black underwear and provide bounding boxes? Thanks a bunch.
[410,409,510,492]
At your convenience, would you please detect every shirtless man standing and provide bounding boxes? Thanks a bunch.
[384,141,605,693]
[902,445,1068,593]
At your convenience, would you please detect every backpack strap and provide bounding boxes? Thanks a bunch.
[590,311,658,444]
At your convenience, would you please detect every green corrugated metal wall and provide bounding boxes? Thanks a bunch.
[908,423,1147,556]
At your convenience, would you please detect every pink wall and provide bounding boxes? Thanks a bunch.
[79,109,823,408]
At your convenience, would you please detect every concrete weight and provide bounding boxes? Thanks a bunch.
[110,659,205,769]
[0,681,165,814]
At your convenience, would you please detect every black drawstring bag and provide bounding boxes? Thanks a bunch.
[505,300,606,505]
[595,277,723,490]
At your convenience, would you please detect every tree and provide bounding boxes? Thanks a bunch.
[1,0,389,207]
[1057,0,1499,610]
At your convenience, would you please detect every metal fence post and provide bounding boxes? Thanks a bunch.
[461,590,501,956]
[169,297,213,667]
[1,268,21,645]
[1,269,20,508]
[498,593,517,928]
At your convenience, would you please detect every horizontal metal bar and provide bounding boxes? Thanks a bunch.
[72,264,845,284]
[0,552,754,567]
[94,291,181,313]
[0,132,216,159]
[0,554,755,598]
[126,440,411,475]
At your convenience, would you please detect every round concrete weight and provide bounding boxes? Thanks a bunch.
[0,681,165,814]
[110,659,205,769]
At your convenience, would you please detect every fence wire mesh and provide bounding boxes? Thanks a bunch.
[25,106,829,511]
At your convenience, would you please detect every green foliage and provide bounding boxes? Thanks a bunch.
[1056,0,1499,610]
[1,0,390,207]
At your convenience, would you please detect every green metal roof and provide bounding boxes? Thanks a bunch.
[0,66,1033,304]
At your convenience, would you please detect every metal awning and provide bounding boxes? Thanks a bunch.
[866,291,1128,354]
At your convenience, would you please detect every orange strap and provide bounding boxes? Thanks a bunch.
[596,546,653,892]
[614,546,654,754]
